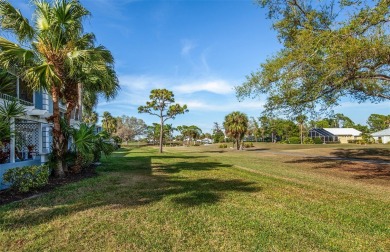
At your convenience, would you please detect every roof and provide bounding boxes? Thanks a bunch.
[323,128,362,136]
[309,128,336,137]
[371,128,390,137]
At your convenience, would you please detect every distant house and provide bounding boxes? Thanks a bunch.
[371,128,390,144]
[308,128,338,143]
[323,128,362,144]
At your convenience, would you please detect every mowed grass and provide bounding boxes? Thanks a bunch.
[0,144,389,251]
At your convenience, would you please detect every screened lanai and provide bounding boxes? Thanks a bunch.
[308,128,339,143]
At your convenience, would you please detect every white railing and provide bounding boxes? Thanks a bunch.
[0,92,34,106]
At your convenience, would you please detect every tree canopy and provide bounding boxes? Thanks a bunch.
[115,115,147,142]
[0,0,118,177]
[236,0,390,116]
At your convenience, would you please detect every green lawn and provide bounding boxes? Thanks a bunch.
[1,144,389,251]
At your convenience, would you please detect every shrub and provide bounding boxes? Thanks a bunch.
[3,165,50,193]
[219,144,227,148]
[303,138,314,144]
[244,142,255,148]
[288,137,301,144]
[313,137,323,144]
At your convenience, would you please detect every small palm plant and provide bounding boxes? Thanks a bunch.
[0,99,25,163]
[69,123,114,172]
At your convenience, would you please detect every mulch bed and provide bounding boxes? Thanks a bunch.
[0,166,98,206]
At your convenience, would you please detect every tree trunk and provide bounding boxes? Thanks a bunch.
[300,123,303,144]
[236,139,240,150]
[159,118,164,153]
[51,86,65,178]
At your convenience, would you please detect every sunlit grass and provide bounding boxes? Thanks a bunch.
[0,144,389,251]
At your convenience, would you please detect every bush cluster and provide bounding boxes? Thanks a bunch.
[244,142,254,148]
[303,138,314,144]
[313,137,323,144]
[288,137,301,144]
[219,144,228,148]
[3,165,50,193]
[348,140,373,145]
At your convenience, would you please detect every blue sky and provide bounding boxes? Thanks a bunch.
[11,0,390,133]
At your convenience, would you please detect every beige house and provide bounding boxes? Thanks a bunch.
[323,128,362,143]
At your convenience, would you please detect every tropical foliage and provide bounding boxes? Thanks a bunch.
[102,111,117,135]
[0,99,25,143]
[223,111,249,150]
[0,0,118,177]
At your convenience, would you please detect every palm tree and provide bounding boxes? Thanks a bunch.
[101,111,117,135]
[296,114,307,144]
[163,124,176,143]
[223,111,249,150]
[0,0,117,177]
[188,125,202,145]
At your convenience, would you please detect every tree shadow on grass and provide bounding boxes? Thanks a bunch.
[244,148,270,152]
[330,148,390,162]
[0,147,261,230]
[285,157,390,180]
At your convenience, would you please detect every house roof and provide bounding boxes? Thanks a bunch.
[371,128,390,137]
[309,128,336,137]
[323,128,362,136]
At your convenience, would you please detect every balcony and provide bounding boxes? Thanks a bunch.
[0,92,34,107]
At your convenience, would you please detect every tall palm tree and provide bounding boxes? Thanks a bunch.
[223,111,249,150]
[0,0,117,177]
[101,111,117,135]
[187,125,202,145]
[296,114,307,144]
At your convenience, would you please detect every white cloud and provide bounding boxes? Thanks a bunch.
[118,74,235,95]
[176,99,264,112]
[174,80,234,95]
[118,75,166,91]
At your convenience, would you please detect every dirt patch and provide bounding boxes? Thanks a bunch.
[0,166,97,206]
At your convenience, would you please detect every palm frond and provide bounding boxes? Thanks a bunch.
[71,123,95,155]
[0,69,16,95]
[0,0,34,42]
[0,99,26,120]
[0,37,35,69]
[22,63,62,90]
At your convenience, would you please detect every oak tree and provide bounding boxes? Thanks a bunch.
[236,0,390,116]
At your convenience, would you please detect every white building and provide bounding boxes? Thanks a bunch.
[323,128,362,144]
[371,128,390,144]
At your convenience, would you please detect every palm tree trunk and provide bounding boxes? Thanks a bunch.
[236,139,240,150]
[51,86,65,178]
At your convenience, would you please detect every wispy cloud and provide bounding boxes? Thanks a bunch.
[118,74,235,95]
[176,99,265,112]
[174,80,233,95]
[181,39,196,56]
